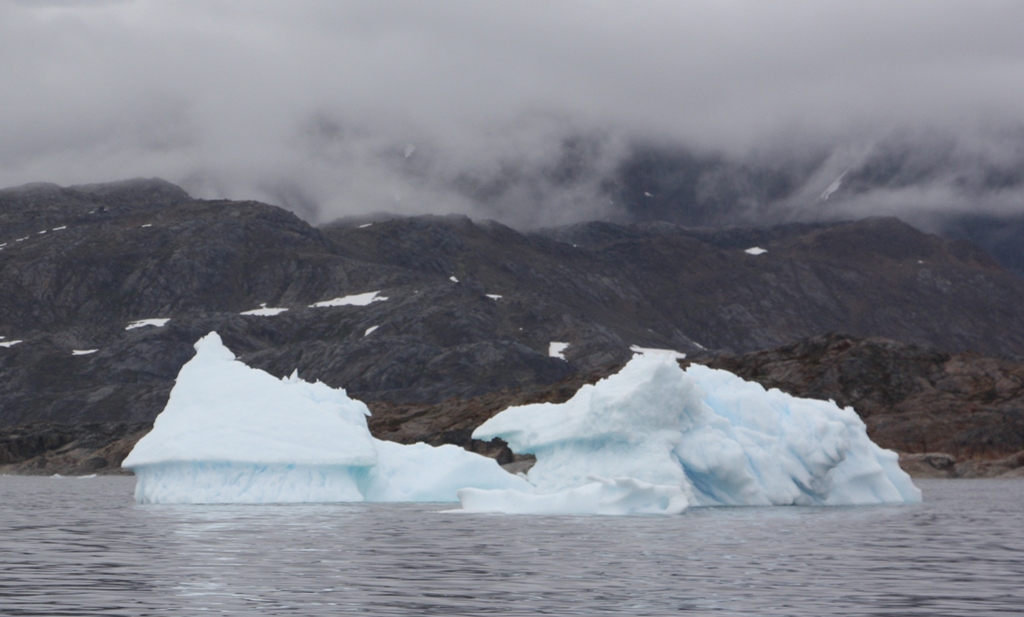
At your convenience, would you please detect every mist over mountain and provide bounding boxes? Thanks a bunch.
[3,2,1024,244]
[603,133,1024,276]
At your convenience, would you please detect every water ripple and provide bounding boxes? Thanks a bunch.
[0,477,1021,616]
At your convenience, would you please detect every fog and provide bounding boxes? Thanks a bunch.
[3,1,1024,227]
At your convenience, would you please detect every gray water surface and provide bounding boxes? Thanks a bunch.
[0,477,1021,616]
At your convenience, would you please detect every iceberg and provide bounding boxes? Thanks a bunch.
[124,334,919,514]
[122,333,529,504]
[459,352,921,515]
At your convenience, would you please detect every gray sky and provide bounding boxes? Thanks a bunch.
[3,1,1024,225]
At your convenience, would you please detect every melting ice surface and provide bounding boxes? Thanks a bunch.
[122,333,529,504]
[460,352,921,515]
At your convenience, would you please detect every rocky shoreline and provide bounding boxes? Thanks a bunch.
[4,423,1021,480]
[899,452,1024,479]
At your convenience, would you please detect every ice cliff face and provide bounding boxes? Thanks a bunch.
[462,352,921,514]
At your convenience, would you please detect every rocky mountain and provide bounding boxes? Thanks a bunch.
[607,141,1024,278]
[2,179,1024,475]
[940,213,1024,279]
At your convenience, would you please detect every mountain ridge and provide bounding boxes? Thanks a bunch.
[2,179,1024,476]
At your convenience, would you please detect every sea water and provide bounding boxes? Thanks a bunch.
[0,477,1020,616]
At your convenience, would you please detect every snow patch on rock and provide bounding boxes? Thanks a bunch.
[126,318,170,330]
[548,342,569,360]
[240,304,289,316]
[309,291,387,308]
[630,345,685,359]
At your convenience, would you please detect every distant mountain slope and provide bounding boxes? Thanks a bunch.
[606,142,1024,279]
[940,213,1024,279]
[2,179,1024,435]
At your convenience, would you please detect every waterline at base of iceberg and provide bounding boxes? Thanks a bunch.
[457,476,689,515]
[131,462,367,504]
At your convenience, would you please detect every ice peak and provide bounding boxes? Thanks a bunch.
[193,331,236,361]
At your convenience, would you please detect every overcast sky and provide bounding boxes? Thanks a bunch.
[3,1,1024,225]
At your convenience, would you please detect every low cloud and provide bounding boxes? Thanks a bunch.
[2,1,1024,227]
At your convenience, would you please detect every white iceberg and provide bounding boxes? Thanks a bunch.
[123,332,529,504]
[124,333,920,514]
[459,353,921,515]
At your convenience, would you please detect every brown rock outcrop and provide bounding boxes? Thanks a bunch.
[702,333,1024,466]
